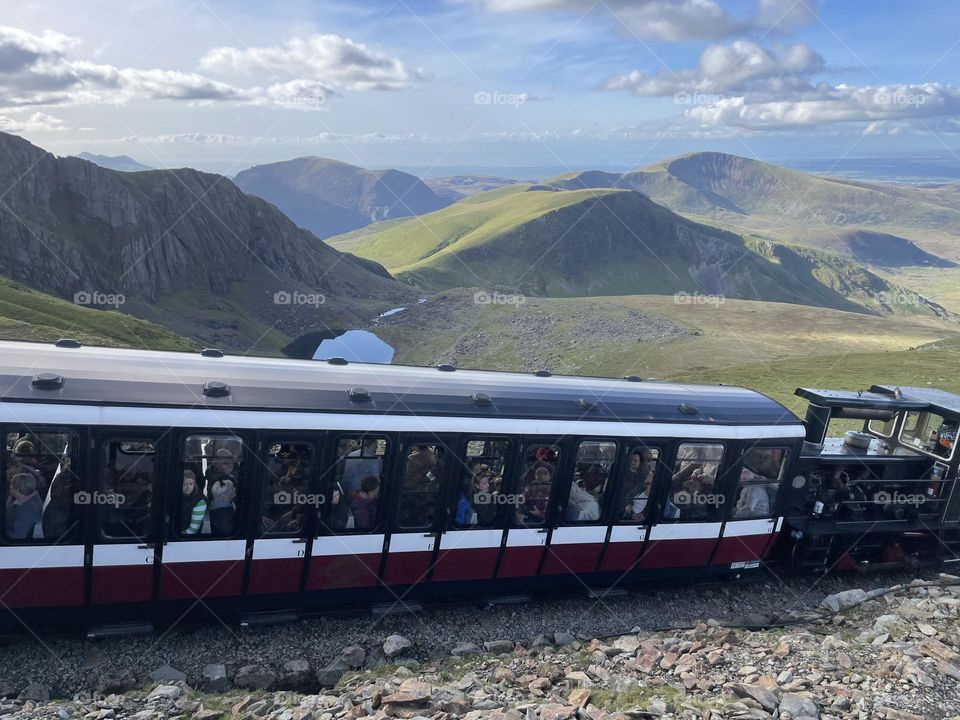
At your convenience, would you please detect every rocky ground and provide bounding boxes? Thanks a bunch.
[1,571,959,719]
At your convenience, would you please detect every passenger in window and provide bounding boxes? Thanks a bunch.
[518,466,552,525]
[405,445,438,486]
[566,474,601,522]
[180,470,207,536]
[6,473,43,539]
[473,470,499,526]
[42,467,76,539]
[734,468,770,518]
[350,475,380,530]
[206,448,237,536]
[341,438,382,495]
[9,440,46,498]
[625,460,656,521]
[455,479,478,527]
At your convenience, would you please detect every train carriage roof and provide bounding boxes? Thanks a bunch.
[0,341,801,427]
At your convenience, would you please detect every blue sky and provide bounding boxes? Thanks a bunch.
[1,0,958,174]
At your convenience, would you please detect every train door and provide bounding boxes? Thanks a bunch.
[158,432,249,600]
[381,436,453,586]
[89,434,164,605]
[542,439,618,574]
[247,436,319,595]
[0,426,86,609]
[712,444,791,566]
[431,436,513,582]
[598,442,667,573]
[637,440,728,569]
[497,440,565,578]
[306,434,390,591]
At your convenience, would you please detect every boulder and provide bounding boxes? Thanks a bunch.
[18,682,50,704]
[779,692,819,718]
[451,642,481,656]
[821,589,866,613]
[148,684,181,701]
[148,665,187,684]
[483,640,515,654]
[316,658,349,688]
[340,645,366,668]
[553,631,576,647]
[233,665,277,691]
[200,664,231,693]
[383,634,413,657]
[96,670,137,695]
[279,659,314,691]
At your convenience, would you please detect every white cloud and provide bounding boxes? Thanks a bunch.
[468,0,818,41]
[603,41,824,96]
[122,131,430,145]
[686,83,960,130]
[199,34,419,91]
[0,110,69,132]
[0,25,411,112]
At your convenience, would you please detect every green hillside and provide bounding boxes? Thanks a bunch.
[547,152,960,263]
[0,277,193,350]
[330,185,951,320]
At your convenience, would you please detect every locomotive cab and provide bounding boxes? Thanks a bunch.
[780,385,960,572]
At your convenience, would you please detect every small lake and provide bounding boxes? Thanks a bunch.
[313,329,395,364]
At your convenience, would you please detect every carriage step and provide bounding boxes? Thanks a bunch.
[370,601,423,617]
[86,621,154,639]
[239,609,299,628]
[486,593,533,606]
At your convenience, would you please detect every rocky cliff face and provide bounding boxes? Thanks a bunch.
[0,132,413,347]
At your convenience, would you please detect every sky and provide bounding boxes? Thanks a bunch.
[1,0,959,176]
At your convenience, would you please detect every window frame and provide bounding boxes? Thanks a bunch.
[2,424,85,546]
[560,438,619,526]
[447,435,515,531]
[659,440,729,525]
[899,411,957,462]
[95,434,163,543]
[173,430,249,541]
[730,445,791,521]
[509,438,567,528]
[392,435,456,533]
[258,435,321,539]
[614,442,667,526]
[317,432,394,536]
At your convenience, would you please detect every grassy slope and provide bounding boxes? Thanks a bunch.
[373,290,956,378]
[0,277,193,350]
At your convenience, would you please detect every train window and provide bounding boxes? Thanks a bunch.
[900,411,957,460]
[665,443,726,523]
[397,442,448,530]
[868,416,897,438]
[3,429,80,542]
[453,438,511,529]
[100,439,157,540]
[321,435,389,532]
[565,440,616,523]
[261,441,314,536]
[733,447,788,520]
[180,435,243,537]
[619,446,660,523]
[515,444,560,527]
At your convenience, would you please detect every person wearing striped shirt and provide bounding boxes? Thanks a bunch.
[180,470,207,535]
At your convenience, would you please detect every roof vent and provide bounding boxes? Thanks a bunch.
[534,369,552,378]
[203,381,231,398]
[32,373,64,390]
[348,387,371,402]
[55,338,81,349]
[327,357,349,366]
[437,363,456,372]
[201,348,224,358]
[678,402,699,415]
[471,392,493,406]
[624,375,643,382]
[577,398,598,411]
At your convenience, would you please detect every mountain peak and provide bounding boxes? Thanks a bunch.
[76,151,153,172]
